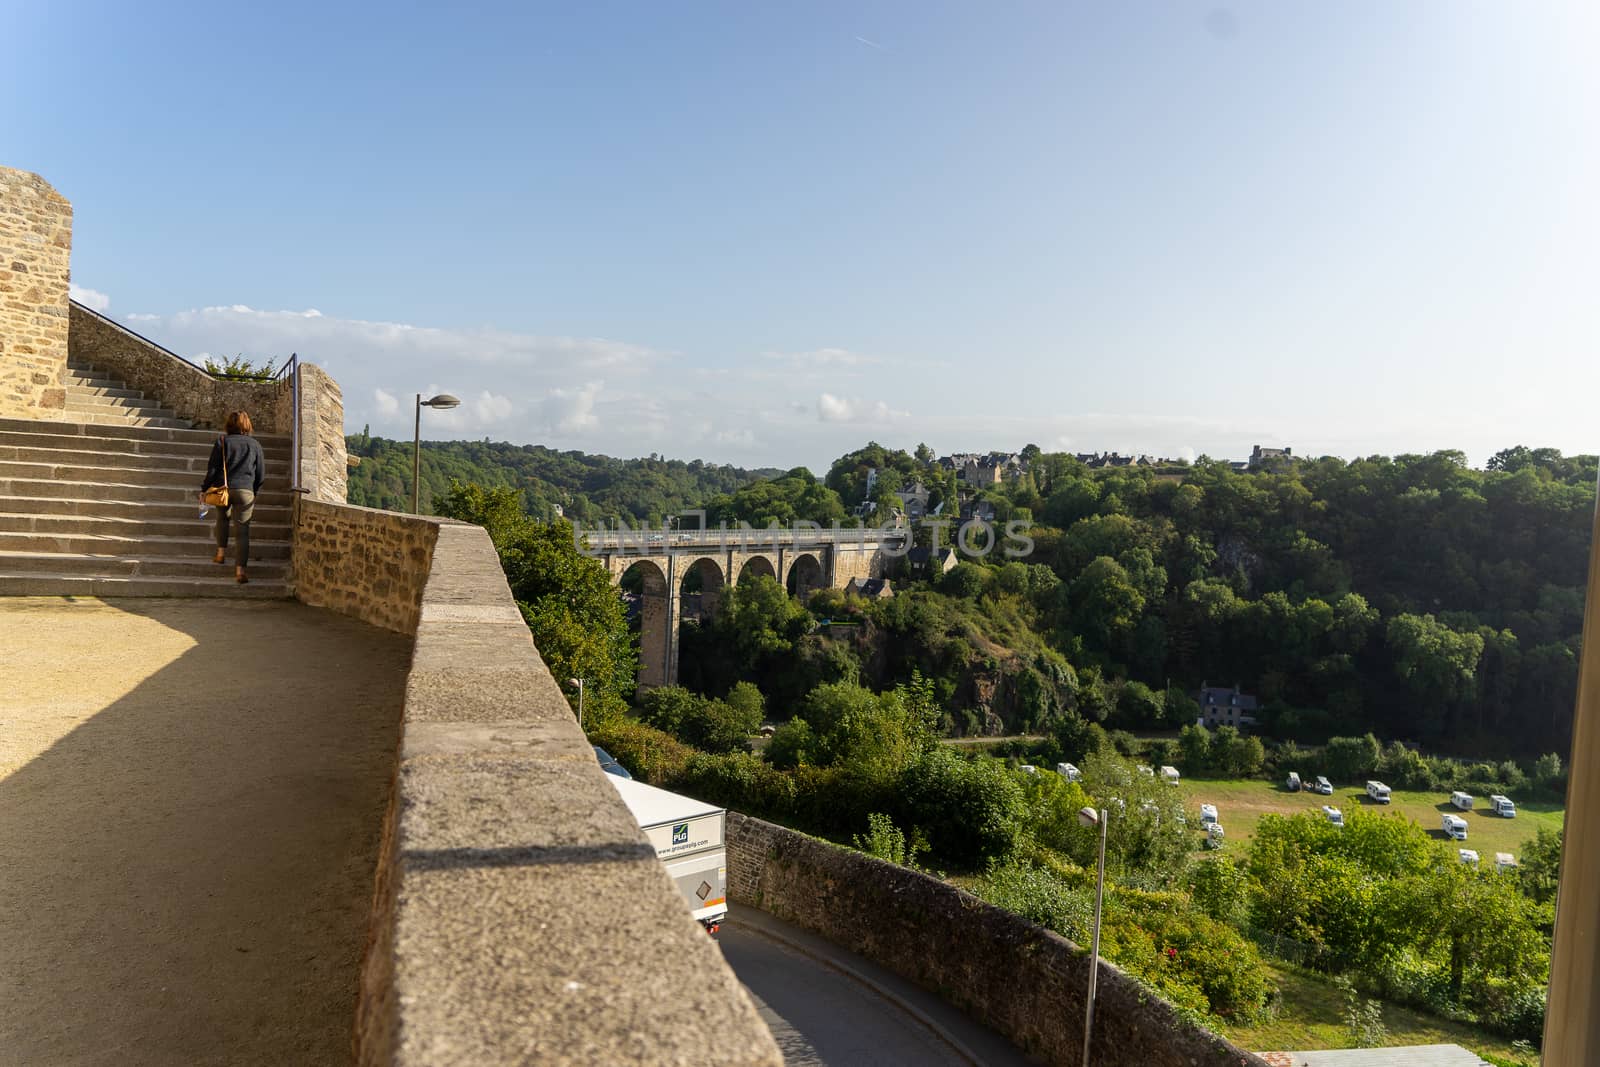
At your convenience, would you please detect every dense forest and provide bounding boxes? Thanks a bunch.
[1002,445,1596,758]
[345,429,780,523]
[407,434,1596,758]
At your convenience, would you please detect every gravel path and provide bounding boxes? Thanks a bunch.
[0,596,409,1066]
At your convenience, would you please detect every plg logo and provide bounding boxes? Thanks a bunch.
[672,822,689,845]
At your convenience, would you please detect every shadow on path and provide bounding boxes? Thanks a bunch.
[0,597,409,1066]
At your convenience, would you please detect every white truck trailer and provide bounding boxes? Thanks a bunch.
[609,775,728,933]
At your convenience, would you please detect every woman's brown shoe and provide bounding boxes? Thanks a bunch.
[236,568,249,585]
[214,548,226,564]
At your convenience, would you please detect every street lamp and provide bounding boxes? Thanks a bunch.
[1077,805,1110,1067]
[412,393,460,514]
[568,677,585,728]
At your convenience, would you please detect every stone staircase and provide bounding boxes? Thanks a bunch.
[0,359,294,598]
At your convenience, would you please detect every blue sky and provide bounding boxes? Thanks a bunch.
[8,2,1598,471]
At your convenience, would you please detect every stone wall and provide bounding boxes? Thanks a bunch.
[296,362,348,504]
[727,812,1268,1067]
[294,499,439,633]
[0,167,71,419]
[293,502,782,1065]
[68,302,291,433]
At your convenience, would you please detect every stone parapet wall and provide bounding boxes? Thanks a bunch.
[293,502,781,1065]
[0,167,72,420]
[727,812,1268,1067]
[67,303,291,433]
[293,500,439,633]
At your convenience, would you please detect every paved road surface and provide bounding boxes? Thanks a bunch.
[719,906,1036,1067]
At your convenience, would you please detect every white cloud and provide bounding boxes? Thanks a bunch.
[818,393,908,424]
[544,381,602,433]
[818,393,855,422]
[111,301,1282,473]
[69,285,110,312]
[473,391,513,424]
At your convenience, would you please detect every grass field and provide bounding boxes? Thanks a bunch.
[1173,776,1564,858]
[1215,958,1532,1064]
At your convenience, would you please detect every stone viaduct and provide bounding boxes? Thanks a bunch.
[584,525,907,686]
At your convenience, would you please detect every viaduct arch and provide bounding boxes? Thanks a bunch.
[590,529,904,688]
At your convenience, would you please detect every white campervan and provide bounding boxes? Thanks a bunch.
[1159,765,1181,785]
[1495,852,1518,873]
[1441,813,1468,841]
[1199,803,1219,825]
[1056,762,1081,782]
[1450,791,1473,811]
[1458,848,1480,866]
[1205,823,1226,849]
[1489,794,1517,818]
[1322,805,1344,827]
[1365,780,1392,804]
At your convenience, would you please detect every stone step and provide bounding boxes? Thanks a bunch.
[0,550,289,580]
[0,417,288,449]
[0,512,292,541]
[0,431,291,465]
[0,494,291,523]
[0,572,289,599]
[74,412,196,429]
[62,373,124,387]
[65,385,145,400]
[0,458,290,490]
[0,476,294,506]
[65,397,183,420]
[0,530,291,560]
[0,444,291,476]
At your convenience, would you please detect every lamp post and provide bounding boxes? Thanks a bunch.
[412,393,460,514]
[568,677,585,728]
[1077,805,1110,1067]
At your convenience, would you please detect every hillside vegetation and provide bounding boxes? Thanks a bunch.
[345,429,780,523]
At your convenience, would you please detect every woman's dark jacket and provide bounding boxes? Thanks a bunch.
[201,433,265,494]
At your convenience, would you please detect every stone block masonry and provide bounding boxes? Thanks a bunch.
[727,812,1269,1067]
[0,167,71,419]
[294,499,439,633]
[291,500,782,1065]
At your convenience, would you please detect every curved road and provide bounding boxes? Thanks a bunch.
[718,907,1035,1067]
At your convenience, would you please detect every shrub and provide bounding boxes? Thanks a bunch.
[898,748,1027,869]
[853,812,921,866]
[586,718,695,784]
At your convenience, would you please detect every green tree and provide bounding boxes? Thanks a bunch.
[1323,734,1382,782]
[437,479,529,553]
[1179,723,1212,774]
